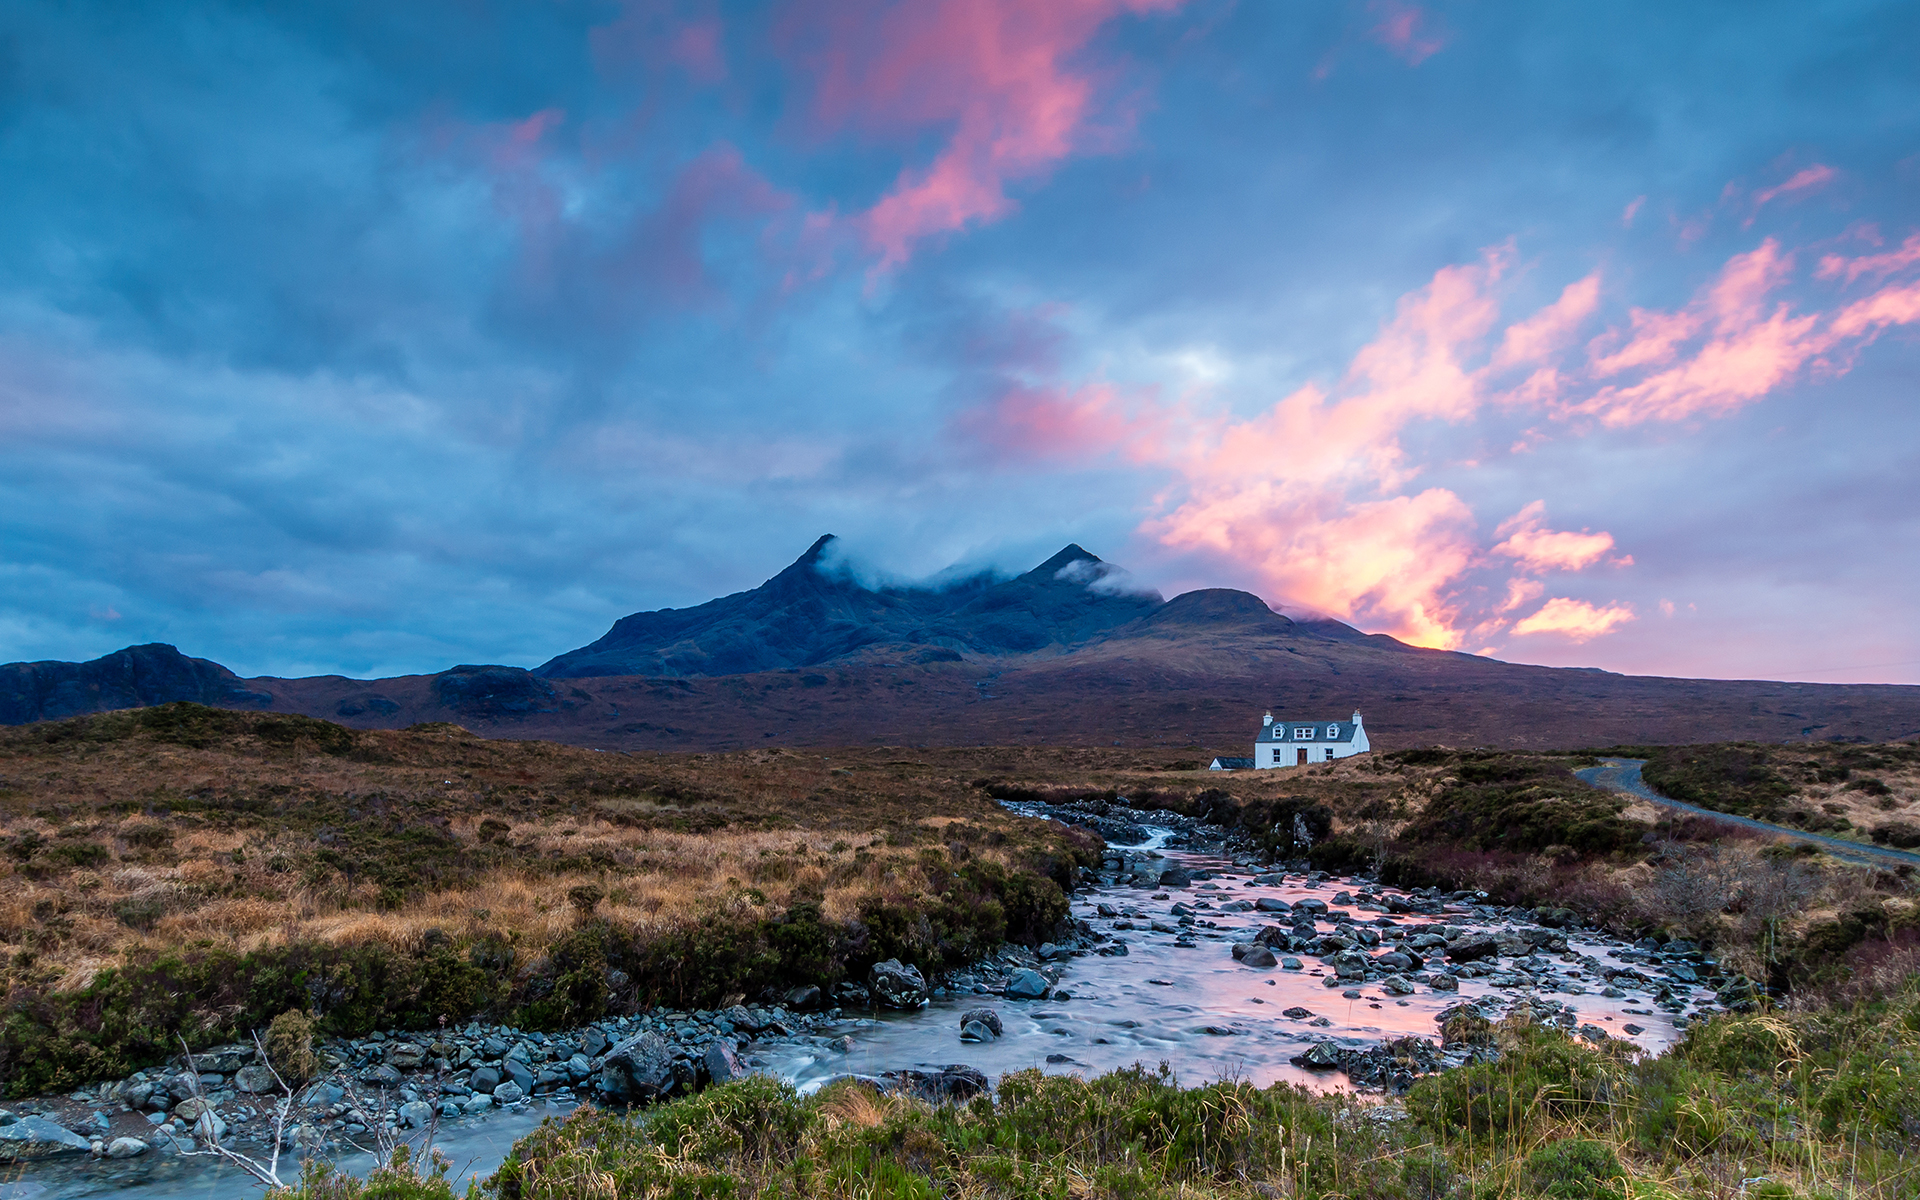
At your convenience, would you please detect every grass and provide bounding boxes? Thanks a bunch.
[3,705,1916,1101]
[272,992,1920,1199]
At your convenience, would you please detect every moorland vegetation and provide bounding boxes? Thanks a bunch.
[3,704,1919,1196]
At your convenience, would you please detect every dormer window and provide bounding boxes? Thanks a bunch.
[1295,727,1312,739]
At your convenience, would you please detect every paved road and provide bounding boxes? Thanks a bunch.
[1575,757,1920,870]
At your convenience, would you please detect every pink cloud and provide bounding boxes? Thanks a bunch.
[1819,233,1920,284]
[781,0,1183,269]
[952,380,1170,462]
[1492,501,1621,572]
[1511,597,1637,642]
[1746,163,1837,225]
[1492,272,1601,370]
[1368,1,1446,65]
[957,218,1920,654]
[670,18,727,83]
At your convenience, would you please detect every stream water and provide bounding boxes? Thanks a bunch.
[2,825,1711,1198]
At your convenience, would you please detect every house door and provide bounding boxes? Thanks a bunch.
[1296,749,1308,765]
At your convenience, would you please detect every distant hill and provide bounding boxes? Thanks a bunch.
[0,643,273,725]
[6,538,1920,753]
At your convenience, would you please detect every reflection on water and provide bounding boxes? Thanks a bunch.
[758,842,1694,1092]
[7,840,1697,1198]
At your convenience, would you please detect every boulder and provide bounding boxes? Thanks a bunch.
[193,1111,227,1145]
[502,1058,537,1093]
[1381,974,1416,996]
[1331,950,1371,980]
[1281,1007,1315,1019]
[1281,957,1304,970]
[1255,897,1291,913]
[958,1008,1004,1038]
[106,1137,149,1159]
[385,1043,426,1069]
[1003,968,1051,1000]
[581,1027,612,1058]
[0,1117,93,1160]
[1293,1042,1344,1071]
[785,985,824,1012]
[904,1065,990,1102]
[868,959,930,1010]
[1294,898,1329,915]
[595,1034,678,1104]
[704,1041,747,1086]
[1241,945,1278,969]
[462,1094,494,1115]
[492,1081,526,1106]
[233,1064,279,1094]
[1158,868,1195,888]
[1445,935,1499,963]
[361,1064,404,1088]
[831,982,872,1008]
[467,1066,502,1094]
[1426,972,1459,992]
[398,1101,435,1130]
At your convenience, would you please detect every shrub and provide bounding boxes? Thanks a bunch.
[1526,1139,1625,1200]
[265,1008,320,1086]
[1408,1022,1628,1144]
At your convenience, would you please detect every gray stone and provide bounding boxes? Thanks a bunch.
[193,1111,227,1145]
[1281,957,1304,970]
[566,1054,593,1082]
[1445,935,1500,963]
[1255,897,1291,912]
[868,959,930,1010]
[362,1064,404,1088]
[491,1082,525,1106]
[704,1041,747,1086]
[581,1027,611,1057]
[1295,1042,1343,1070]
[1003,969,1051,1000]
[958,1008,1003,1038]
[1241,945,1278,969]
[595,1034,678,1104]
[960,1021,997,1043]
[502,1058,536,1093]
[784,985,824,1011]
[1331,950,1371,980]
[1427,972,1459,992]
[462,1094,494,1115]
[1381,974,1416,996]
[398,1101,435,1130]
[0,1117,93,1159]
[106,1136,149,1159]
[386,1043,426,1069]
[233,1064,279,1094]
[467,1066,502,1094]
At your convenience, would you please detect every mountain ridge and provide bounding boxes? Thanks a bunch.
[5,538,1919,751]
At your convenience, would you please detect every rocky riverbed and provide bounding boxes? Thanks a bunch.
[0,795,1757,1194]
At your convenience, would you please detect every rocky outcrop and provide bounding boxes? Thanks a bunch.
[0,644,273,726]
[868,959,930,1009]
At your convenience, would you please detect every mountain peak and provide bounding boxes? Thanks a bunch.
[1028,543,1101,578]
[796,534,837,566]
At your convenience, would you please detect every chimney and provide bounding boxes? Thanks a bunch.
[1351,711,1363,726]
[1262,711,1273,726]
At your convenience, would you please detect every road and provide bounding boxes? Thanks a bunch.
[1574,757,1920,870]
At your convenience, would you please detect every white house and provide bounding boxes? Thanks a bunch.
[1254,710,1369,769]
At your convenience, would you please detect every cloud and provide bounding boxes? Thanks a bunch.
[1368,1,1446,65]
[1492,500,1623,572]
[1818,233,1920,284]
[960,216,1920,653]
[1746,163,1837,224]
[1511,597,1637,641]
[779,0,1184,269]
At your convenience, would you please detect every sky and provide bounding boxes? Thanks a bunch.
[3,0,1919,684]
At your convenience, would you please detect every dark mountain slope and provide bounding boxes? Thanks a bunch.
[0,644,273,725]
[535,536,1162,679]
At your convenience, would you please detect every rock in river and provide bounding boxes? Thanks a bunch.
[1240,944,1278,969]
[0,1117,92,1160]
[1004,968,1051,1000]
[869,959,930,1009]
[958,1008,1004,1039]
[1445,934,1499,963]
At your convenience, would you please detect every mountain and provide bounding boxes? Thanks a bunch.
[535,536,1164,678]
[0,643,274,725]
[5,538,1920,753]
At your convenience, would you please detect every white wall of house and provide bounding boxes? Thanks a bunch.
[1254,710,1370,769]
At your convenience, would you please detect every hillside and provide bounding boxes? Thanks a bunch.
[5,539,1920,751]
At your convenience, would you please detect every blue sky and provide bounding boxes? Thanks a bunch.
[3,0,1918,683]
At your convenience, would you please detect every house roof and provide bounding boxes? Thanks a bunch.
[1265,720,1359,743]
[1209,757,1255,770]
